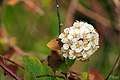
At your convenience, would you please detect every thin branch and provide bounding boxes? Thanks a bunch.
[36,74,66,79]
[22,0,44,16]
[63,0,78,28]
[55,0,61,35]
[11,46,25,57]
[76,3,111,27]
[105,54,120,80]
[0,60,22,80]
[0,55,25,70]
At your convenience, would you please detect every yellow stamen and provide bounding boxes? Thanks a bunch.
[64,33,68,38]
[74,52,78,56]
[75,26,80,29]
[73,34,78,38]
[76,43,80,48]
[82,33,87,37]
[83,44,87,48]
[83,38,88,43]
[67,42,71,46]
[92,36,95,42]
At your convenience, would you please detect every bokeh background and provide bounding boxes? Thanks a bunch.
[0,0,120,80]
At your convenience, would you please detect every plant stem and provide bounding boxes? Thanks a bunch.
[0,59,22,80]
[105,54,120,80]
[55,0,61,35]
[36,74,66,79]
[0,55,25,70]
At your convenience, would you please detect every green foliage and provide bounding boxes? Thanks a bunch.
[65,58,75,67]
[0,68,13,80]
[81,72,88,80]
[24,72,36,80]
[58,58,75,73]
[23,55,56,80]
[55,71,64,80]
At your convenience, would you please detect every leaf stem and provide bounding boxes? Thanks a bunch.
[36,74,66,79]
[55,0,61,35]
[0,55,25,70]
[0,58,22,80]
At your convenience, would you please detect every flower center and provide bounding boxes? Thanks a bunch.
[67,42,71,46]
[82,33,87,37]
[75,26,80,29]
[76,43,80,48]
[83,38,88,43]
[92,36,95,43]
[64,33,68,38]
[83,44,87,48]
[73,34,78,38]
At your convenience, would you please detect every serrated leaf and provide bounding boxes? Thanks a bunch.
[23,55,56,80]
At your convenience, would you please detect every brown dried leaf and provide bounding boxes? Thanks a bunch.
[47,38,62,54]
[81,58,90,62]
[88,68,104,80]
[48,51,64,72]
[7,0,20,6]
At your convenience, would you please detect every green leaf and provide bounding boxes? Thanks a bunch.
[57,58,75,73]
[23,55,56,80]
[55,71,65,80]
[81,72,88,80]
[65,58,75,67]
[24,72,36,80]
[57,63,68,73]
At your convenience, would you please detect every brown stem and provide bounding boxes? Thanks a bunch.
[36,74,66,79]
[0,55,25,70]
[11,46,25,57]
[55,0,61,35]
[76,3,111,27]
[0,60,22,80]
[63,0,78,28]
[105,54,120,80]
[23,0,44,16]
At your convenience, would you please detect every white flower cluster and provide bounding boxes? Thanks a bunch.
[58,21,99,60]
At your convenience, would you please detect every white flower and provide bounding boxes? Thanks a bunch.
[63,53,68,58]
[67,34,73,40]
[69,50,76,59]
[73,21,80,28]
[58,21,99,60]
[59,33,64,39]
[61,38,68,43]
[83,42,91,50]
[63,44,69,50]
[71,40,83,53]
[64,28,69,33]
[61,47,66,52]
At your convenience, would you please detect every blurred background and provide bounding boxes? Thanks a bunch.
[0,0,120,80]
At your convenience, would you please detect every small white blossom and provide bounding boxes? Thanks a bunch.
[68,50,76,59]
[63,53,68,58]
[63,44,69,50]
[64,28,69,33]
[61,38,68,43]
[58,21,99,60]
